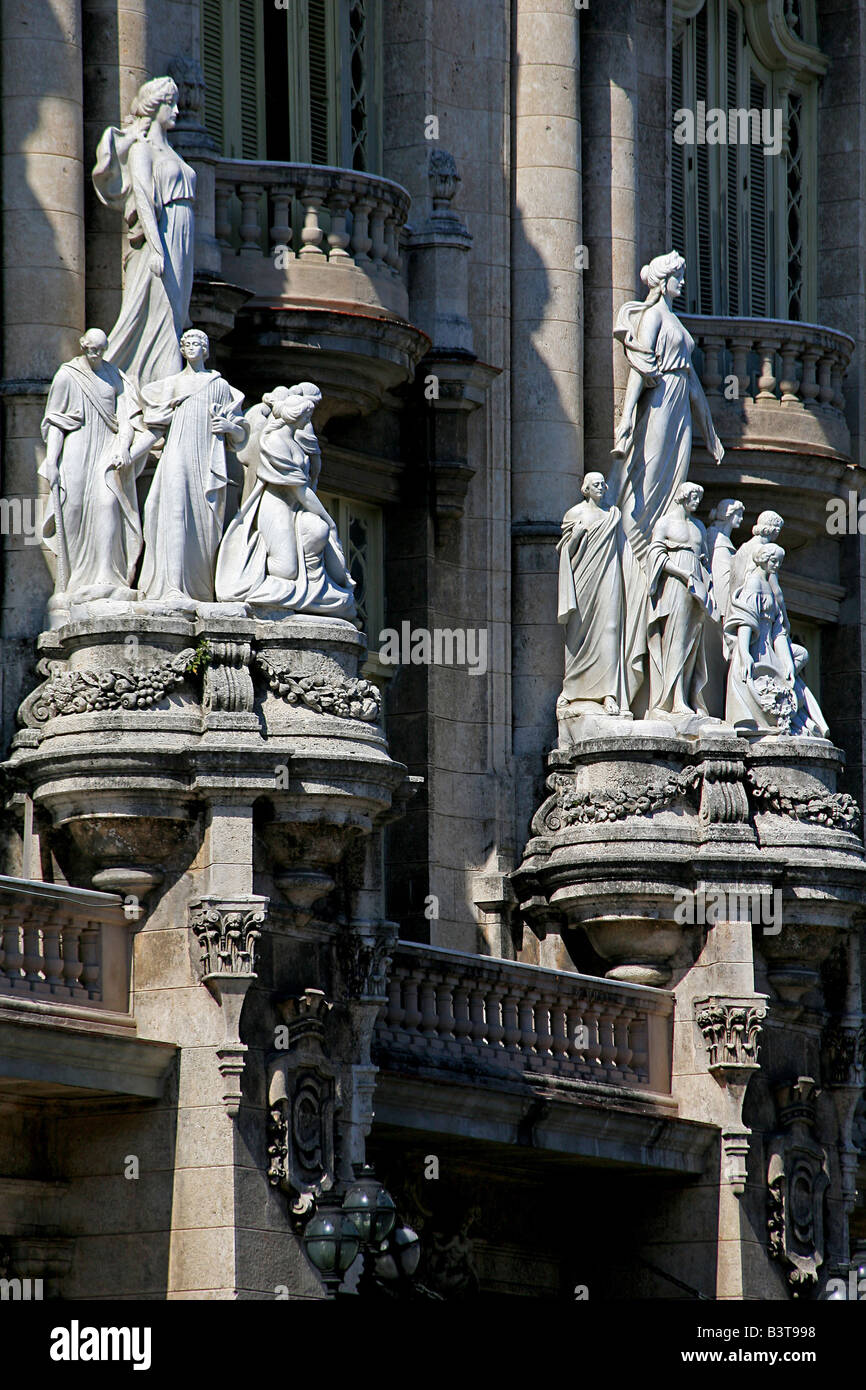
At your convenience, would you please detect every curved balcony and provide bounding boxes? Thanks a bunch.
[683,315,859,547]
[199,161,429,418]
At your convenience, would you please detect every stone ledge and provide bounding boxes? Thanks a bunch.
[0,1009,176,1099]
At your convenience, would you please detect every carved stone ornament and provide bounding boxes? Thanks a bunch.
[203,639,255,714]
[17,650,195,726]
[696,996,767,1197]
[822,1023,866,1088]
[767,1077,830,1295]
[531,767,696,835]
[748,772,861,834]
[255,652,380,723]
[338,922,397,1001]
[189,896,268,1118]
[268,989,337,1216]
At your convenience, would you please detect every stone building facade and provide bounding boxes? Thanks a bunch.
[0,0,865,1302]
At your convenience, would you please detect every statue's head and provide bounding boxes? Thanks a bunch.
[79,328,108,364]
[709,498,744,528]
[754,510,784,541]
[127,76,179,132]
[581,472,607,503]
[640,250,686,302]
[278,386,322,428]
[262,386,292,410]
[754,542,785,574]
[676,482,704,513]
[179,328,209,362]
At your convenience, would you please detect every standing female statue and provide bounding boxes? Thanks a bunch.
[646,481,717,721]
[725,544,829,738]
[556,472,646,717]
[607,252,725,563]
[706,498,745,619]
[139,329,248,607]
[215,386,356,618]
[93,75,196,385]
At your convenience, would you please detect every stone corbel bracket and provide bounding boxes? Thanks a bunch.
[695,995,768,1196]
[268,988,338,1219]
[189,895,268,1117]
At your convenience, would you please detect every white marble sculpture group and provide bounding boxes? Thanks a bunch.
[40,76,355,625]
[558,250,828,741]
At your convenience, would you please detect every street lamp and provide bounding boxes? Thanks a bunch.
[303,1192,361,1295]
[342,1163,397,1246]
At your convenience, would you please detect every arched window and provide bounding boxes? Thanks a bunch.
[201,0,383,171]
[671,0,825,320]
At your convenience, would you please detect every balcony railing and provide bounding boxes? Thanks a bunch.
[0,875,130,1014]
[376,942,673,1096]
[683,315,854,426]
[213,160,411,319]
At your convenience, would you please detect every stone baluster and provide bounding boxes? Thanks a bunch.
[614,1008,635,1072]
[270,186,294,256]
[756,339,780,401]
[629,1015,650,1079]
[215,182,234,250]
[518,990,538,1060]
[238,184,264,257]
[779,338,803,406]
[437,973,457,1047]
[701,334,725,399]
[21,916,43,986]
[550,999,569,1069]
[402,970,422,1039]
[486,984,505,1050]
[584,1004,603,1066]
[299,185,327,259]
[800,345,820,407]
[350,197,373,264]
[566,1004,586,1069]
[2,918,22,988]
[385,975,404,1038]
[502,991,521,1054]
[533,992,553,1070]
[384,212,401,275]
[369,202,388,269]
[452,977,472,1046]
[326,191,352,260]
[831,352,845,412]
[61,923,84,996]
[816,350,835,409]
[468,984,487,1049]
[80,922,101,1000]
[598,1006,618,1068]
[728,335,752,403]
[419,975,439,1039]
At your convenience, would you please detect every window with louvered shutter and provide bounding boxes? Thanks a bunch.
[201,0,224,151]
[238,0,263,159]
[308,0,332,164]
[672,0,818,321]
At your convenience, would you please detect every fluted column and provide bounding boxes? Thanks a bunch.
[580,0,639,473]
[511,0,582,821]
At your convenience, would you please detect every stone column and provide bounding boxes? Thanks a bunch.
[580,0,639,474]
[82,0,150,333]
[511,0,582,836]
[0,0,87,738]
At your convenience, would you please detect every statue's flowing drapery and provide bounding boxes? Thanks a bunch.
[607,302,696,563]
[646,535,713,716]
[93,129,195,384]
[557,503,646,709]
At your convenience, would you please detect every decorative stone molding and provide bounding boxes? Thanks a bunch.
[337,922,397,1001]
[18,650,195,726]
[696,996,767,1196]
[696,999,766,1071]
[203,639,255,714]
[747,773,861,835]
[822,1024,866,1088]
[767,1077,830,1295]
[255,653,380,723]
[694,759,750,825]
[189,896,268,1118]
[531,768,695,834]
[268,989,337,1217]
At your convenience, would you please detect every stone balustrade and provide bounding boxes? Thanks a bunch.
[682,315,854,420]
[212,159,411,319]
[376,942,673,1095]
[0,875,130,1013]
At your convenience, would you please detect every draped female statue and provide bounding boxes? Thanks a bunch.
[607,252,725,563]
[215,386,356,619]
[556,472,646,717]
[93,75,196,385]
[725,544,829,738]
[646,481,717,721]
[139,330,247,607]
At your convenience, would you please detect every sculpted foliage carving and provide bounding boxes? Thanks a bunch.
[256,653,380,723]
[18,649,195,725]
